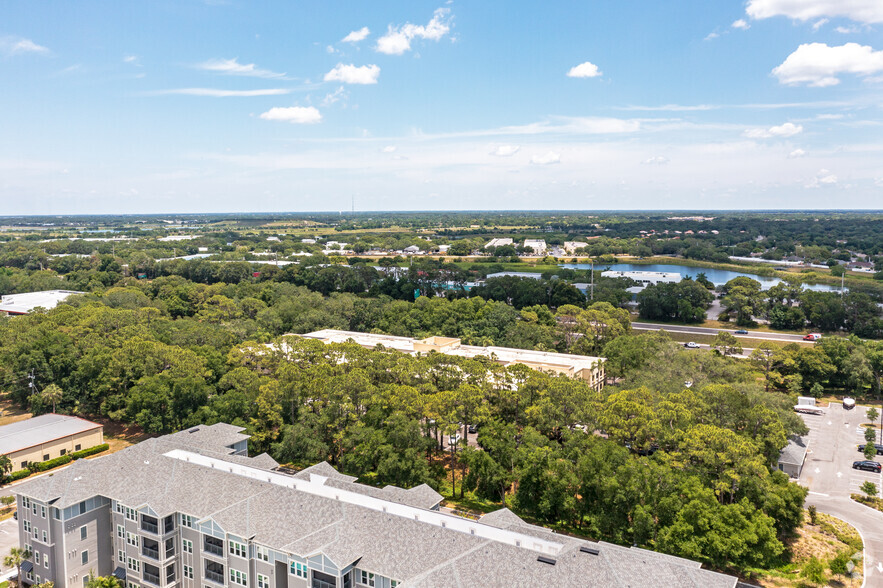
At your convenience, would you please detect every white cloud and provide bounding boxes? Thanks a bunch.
[342,27,370,43]
[704,32,720,41]
[154,88,291,97]
[566,61,602,78]
[805,168,838,188]
[836,25,863,33]
[196,58,286,79]
[323,63,380,84]
[376,8,451,55]
[259,106,322,124]
[812,18,829,31]
[491,145,520,157]
[772,43,883,86]
[746,0,883,24]
[642,156,670,164]
[789,148,807,158]
[875,177,883,187]
[381,146,397,153]
[123,55,138,63]
[732,19,750,29]
[530,152,561,165]
[743,122,803,138]
[0,36,49,55]
[321,86,347,106]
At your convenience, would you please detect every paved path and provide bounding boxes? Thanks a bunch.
[800,402,883,587]
[631,321,807,343]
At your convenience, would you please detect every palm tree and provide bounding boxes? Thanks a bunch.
[0,454,12,481]
[4,546,32,588]
[85,573,122,588]
[41,384,63,414]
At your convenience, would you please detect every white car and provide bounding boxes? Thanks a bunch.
[684,342,700,349]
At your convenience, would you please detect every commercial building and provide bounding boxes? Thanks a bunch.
[600,270,681,286]
[13,423,737,588]
[0,414,103,471]
[522,239,547,254]
[777,435,809,478]
[0,291,85,315]
[300,330,605,391]
[484,238,513,249]
[562,241,588,254]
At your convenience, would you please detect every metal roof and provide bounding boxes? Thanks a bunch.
[0,290,84,314]
[0,414,102,455]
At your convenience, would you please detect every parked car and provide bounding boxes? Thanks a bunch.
[448,433,462,447]
[857,443,883,455]
[734,329,749,334]
[853,460,882,473]
[684,342,700,349]
[467,424,477,434]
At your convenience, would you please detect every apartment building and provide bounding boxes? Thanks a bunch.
[13,423,736,588]
[300,330,605,391]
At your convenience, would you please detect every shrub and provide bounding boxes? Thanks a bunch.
[71,444,110,460]
[807,505,817,525]
[829,551,850,575]
[28,455,72,473]
[801,556,826,585]
[8,470,31,482]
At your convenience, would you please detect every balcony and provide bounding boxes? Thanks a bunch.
[142,572,161,586]
[204,570,225,585]
[203,536,224,557]
[142,546,159,560]
[141,515,159,535]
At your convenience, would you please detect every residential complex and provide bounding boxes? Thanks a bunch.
[13,423,737,588]
[0,414,103,470]
[300,330,605,391]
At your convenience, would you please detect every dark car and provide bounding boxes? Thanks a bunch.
[853,460,882,472]
[735,329,749,334]
[857,443,883,455]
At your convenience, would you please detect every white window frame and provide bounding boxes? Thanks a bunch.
[183,565,193,580]
[359,570,375,587]
[80,525,88,540]
[119,550,126,563]
[118,524,125,539]
[126,507,138,522]
[127,558,141,573]
[81,550,89,565]
[41,506,46,519]
[257,574,269,588]
[180,514,194,528]
[229,569,247,586]
[42,530,47,543]
[229,541,246,559]
[290,562,307,579]
[127,532,140,547]
[182,538,193,554]
[254,546,269,562]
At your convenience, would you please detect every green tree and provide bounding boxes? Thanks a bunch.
[868,407,879,423]
[712,332,742,357]
[720,276,765,326]
[865,426,877,445]
[801,556,826,585]
[0,454,11,480]
[864,442,877,461]
[4,546,32,588]
[41,383,63,413]
[85,575,122,588]
[861,480,878,498]
[0,495,13,508]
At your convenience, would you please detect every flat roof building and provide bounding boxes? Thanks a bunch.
[484,238,513,249]
[600,270,681,286]
[522,239,547,254]
[12,424,736,588]
[0,290,85,315]
[563,241,588,254]
[300,329,605,391]
[0,414,103,471]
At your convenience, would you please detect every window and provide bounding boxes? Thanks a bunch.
[290,562,307,579]
[118,525,125,539]
[128,558,141,573]
[180,514,194,528]
[182,539,193,554]
[166,564,176,584]
[32,503,37,515]
[35,576,40,584]
[391,582,399,588]
[23,521,31,533]
[254,546,269,562]
[359,571,375,587]
[21,461,28,469]
[34,552,40,566]
[229,541,246,558]
[43,454,50,461]
[183,565,193,580]
[44,557,49,570]
[22,497,30,509]
[257,575,269,588]
[116,502,125,515]
[52,508,60,520]
[81,550,89,565]
[119,550,126,563]
[127,532,140,547]
[128,582,139,588]
[126,507,138,522]
[80,526,88,540]
[229,570,247,586]
[33,528,38,540]
[60,449,66,456]
[75,444,82,451]
[41,506,46,518]
[42,530,47,543]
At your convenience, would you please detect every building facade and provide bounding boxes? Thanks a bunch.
[13,424,735,588]
[0,414,103,471]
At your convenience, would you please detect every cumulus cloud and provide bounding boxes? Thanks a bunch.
[805,168,838,188]
[531,152,561,165]
[491,145,520,157]
[732,19,750,29]
[566,61,602,78]
[0,36,49,55]
[642,156,670,164]
[342,27,370,43]
[196,58,286,79]
[746,0,883,24]
[323,63,380,84]
[376,7,452,55]
[772,43,883,86]
[788,148,807,158]
[155,88,291,97]
[259,106,322,124]
[743,122,803,138]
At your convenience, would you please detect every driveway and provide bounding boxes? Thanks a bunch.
[800,402,883,587]
[0,516,20,571]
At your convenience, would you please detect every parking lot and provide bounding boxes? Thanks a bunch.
[0,516,20,571]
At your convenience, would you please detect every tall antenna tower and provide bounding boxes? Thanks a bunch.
[351,195,355,215]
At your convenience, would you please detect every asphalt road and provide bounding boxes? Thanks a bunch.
[800,402,883,587]
[631,321,808,343]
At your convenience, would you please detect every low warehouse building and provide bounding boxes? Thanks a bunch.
[777,435,809,478]
[0,414,104,471]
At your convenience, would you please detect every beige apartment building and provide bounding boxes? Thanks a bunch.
[0,414,103,471]
[300,330,605,391]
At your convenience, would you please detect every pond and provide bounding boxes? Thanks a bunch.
[560,262,845,292]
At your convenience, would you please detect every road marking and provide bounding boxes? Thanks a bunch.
[837,471,843,478]
[878,561,883,573]
[815,467,820,473]
[808,491,829,496]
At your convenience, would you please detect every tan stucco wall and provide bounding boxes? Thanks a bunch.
[6,427,103,470]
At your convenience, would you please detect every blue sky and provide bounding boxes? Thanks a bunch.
[2,0,882,214]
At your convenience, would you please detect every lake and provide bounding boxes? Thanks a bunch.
[560,263,845,292]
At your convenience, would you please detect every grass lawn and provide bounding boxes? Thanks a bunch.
[0,396,32,427]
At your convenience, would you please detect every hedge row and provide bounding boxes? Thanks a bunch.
[71,443,109,460]
[28,455,72,472]
[8,470,31,482]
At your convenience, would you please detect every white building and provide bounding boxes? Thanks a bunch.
[522,239,547,254]
[484,238,514,249]
[0,290,85,315]
[563,242,588,254]
[600,270,681,286]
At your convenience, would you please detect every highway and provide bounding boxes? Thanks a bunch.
[631,321,808,343]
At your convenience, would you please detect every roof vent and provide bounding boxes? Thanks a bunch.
[537,556,556,566]
[580,546,600,555]
[188,427,200,433]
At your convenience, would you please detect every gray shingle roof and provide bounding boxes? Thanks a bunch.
[778,435,809,466]
[12,424,737,588]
